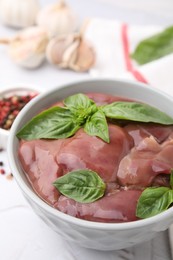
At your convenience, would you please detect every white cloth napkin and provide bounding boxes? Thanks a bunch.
[1,18,172,260]
[85,18,173,97]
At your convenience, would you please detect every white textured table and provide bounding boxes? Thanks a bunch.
[0,1,173,259]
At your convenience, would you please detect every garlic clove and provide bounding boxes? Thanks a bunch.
[36,0,78,38]
[7,27,49,69]
[46,32,95,72]
[46,34,75,65]
[0,0,40,28]
[61,38,80,68]
[69,40,95,72]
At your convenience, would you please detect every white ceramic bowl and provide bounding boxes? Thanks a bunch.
[7,78,173,251]
[0,86,40,149]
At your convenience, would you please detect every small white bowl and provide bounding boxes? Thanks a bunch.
[7,78,173,250]
[0,86,40,149]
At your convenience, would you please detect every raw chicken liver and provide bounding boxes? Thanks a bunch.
[18,93,173,223]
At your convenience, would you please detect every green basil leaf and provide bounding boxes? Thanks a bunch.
[84,110,109,143]
[17,106,80,140]
[53,169,106,203]
[136,187,173,219]
[102,102,173,125]
[64,93,95,110]
[131,26,173,65]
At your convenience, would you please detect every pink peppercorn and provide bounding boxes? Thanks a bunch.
[0,91,38,130]
[0,169,5,175]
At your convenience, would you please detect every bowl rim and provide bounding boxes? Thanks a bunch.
[7,77,173,230]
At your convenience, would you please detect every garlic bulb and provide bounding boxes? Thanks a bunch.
[46,33,95,72]
[36,0,77,38]
[0,27,49,69]
[0,0,40,28]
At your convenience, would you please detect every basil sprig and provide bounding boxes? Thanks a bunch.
[136,171,173,219]
[17,93,173,142]
[131,26,173,65]
[17,93,107,141]
[53,169,106,203]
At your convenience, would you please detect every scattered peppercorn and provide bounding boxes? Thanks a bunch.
[0,92,38,130]
[0,161,3,166]
[0,148,6,176]
[0,169,5,174]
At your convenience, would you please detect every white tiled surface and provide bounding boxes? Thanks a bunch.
[0,1,173,259]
